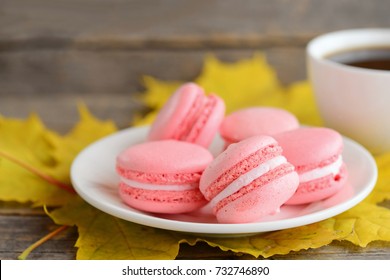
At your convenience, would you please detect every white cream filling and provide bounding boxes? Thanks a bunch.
[299,155,343,183]
[207,156,287,209]
[120,178,197,191]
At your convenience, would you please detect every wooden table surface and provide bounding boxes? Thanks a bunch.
[1,0,390,260]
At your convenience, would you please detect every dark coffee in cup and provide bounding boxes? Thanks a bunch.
[326,47,390,71]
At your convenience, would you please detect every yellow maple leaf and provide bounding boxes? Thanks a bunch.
[192,218,349,258]
[48,198,181,260]
[334,202,390,246]
[196,54,285,112]
[0,114,74,206]
[195,202,390,258]
[365,153,390,204]
[46,104,117,186]
[0,105,116,206]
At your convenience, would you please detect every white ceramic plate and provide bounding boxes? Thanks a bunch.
[71,126,378,236]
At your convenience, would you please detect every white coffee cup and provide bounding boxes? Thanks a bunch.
[307,28,390,154]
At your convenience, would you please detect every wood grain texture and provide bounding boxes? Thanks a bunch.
[1,0,390,260]
[1,0,389,49]
[0,215,77,260]
[1,0,389,131]
[0,48,306,133]
[1,214,389,260]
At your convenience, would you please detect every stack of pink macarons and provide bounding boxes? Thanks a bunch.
[116,82,348,224]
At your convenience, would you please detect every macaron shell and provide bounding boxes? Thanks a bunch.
[220,107,299,144]
[117,140,213,176]
[116,140,213,214]
[119,183,207,214]
[216,171,299,223]
[274,127,348,205]
[274,127,343,172]
[285,163,348,205]
[190,94,225,147]
[148,83,225,147]
[199,135,299,223]
[200,135,279,198]
[148,83,203,141]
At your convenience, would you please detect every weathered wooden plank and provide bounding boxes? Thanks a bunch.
[0,90,141,133]
[0,48,305,95]
[1,0,389,50]
[1,0,390,261]
[178,241,390,260]
[1,214,389,260]
[0,215,77,260]
[0,48,305,133]
[1,0,388,133]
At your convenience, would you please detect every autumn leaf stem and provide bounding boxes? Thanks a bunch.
[0,150,76,194]
[18,225,69,260]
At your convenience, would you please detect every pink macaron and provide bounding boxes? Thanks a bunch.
[199,135,299,224]
[148,82,225,148]
[274,127,348,205]
[220,107,299,147]
[116,140,213,214]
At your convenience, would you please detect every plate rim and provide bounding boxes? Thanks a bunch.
[70,125,378,235]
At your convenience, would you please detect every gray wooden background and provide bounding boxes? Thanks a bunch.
[1,0,389,133]
[1,0,390,260]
